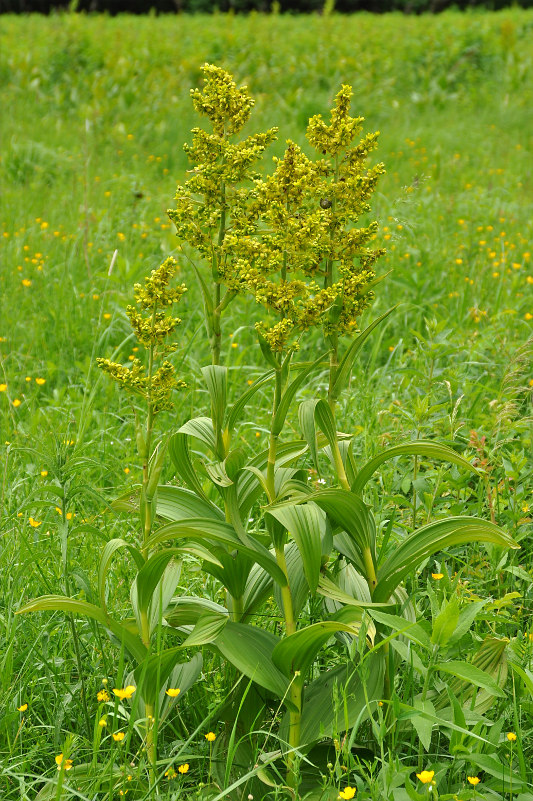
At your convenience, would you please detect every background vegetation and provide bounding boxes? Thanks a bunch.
[0,9,532,800]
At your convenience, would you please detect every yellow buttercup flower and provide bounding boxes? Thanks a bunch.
[165,767,177,779]
[55,754,73,771]
[338,787,356,800]
[507,732,517,741]
[40,470,48,477]
[97,689,110,702]
[178,763,189,774]
[0,384,7,392]
[416,770,435,784]
[17,703,28,712]
[432,573,444,580]
[467,776,480,786]
[98,718,107,727]
[113,731,125,741]
[13,399,21,407]
[166,688,181,698]
[205,731,216,742]
[113,685,136,700]
[29,517,42,528]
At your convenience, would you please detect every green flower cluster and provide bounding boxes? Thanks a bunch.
[97,257,187,412]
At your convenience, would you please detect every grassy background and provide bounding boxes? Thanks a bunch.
[1,9,532,799]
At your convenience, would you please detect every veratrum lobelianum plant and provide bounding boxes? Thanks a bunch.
[18,65,519,800]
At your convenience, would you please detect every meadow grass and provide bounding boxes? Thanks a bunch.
[0,9,532,800]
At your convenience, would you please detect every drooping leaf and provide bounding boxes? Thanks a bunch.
[352,440,478,496]
[213,621,291,700]
[375,517,518,602]
[332,307,397,400]
[300,490,376,560]
[267,503,324,594]
[134,550,178,621]
[367,609,432,650]
[16,596,146,663]
[283,651,384,747]
[272,619,363,680]
[182,612,229,647]
[272,354,326,437]
[98,538,143,614]
[146,518,287,587]
[178,417,216,452]
[168,433,209,499]
[242,565,273,622]
[435,660,506,697]
[202,365,227,437]
[226,370,275,433]
[165,596,228,628]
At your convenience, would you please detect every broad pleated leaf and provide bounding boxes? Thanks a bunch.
[17,596,146,663]
[267,503,324,593]
[352,440,478,496]
[226,370,274,433]
[165,596,228,628]
[168,433,209,499]
[302,490,376,558]
[272,620,362,680]
[146,518,287,587]
[298,398,338,472]
[134,550,178,620]
[283,651,384,747]
[202,365,227,435]
[98,538,143,613]
[272,354,326,436]
[178,417,216,452]
[331,308,397,401]
[237,440,309,517]
[375,517,518,602]
[435,660,506,697]
[213,622,291,700]
[182,612,229,647]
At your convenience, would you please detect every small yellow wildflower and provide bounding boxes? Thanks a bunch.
[124,467,130,474]
[25,376,32,382]
[525,312,532,321]
[40,470,48,477]
[0,384,7,392]
[28,517,42,528]
[507,732,517,741]
[166,688,181,698]
[165,767,177,779]
[35,378,46,385]
[17,703,28,712]
[178,763,189,774]
[103,313,111,320]
[113,731,125,742]
[338,788,356,800]
[205,731,216,742]
[432,573,444,580]
[22,279,32,287]
[99,718,107,727]
[113,685,136,700]
[97,688,110,702]
[13,399,21,407]
[416,770,435,784]
[467,777,480,786]
[55,754,73,771]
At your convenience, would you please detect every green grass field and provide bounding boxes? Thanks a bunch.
[1,10,532,801]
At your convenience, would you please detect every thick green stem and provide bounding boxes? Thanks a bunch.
[266,368,283,503]
[145,700,157,789]
[230,594,244,623]
[286,679,303,790]
[363,546,378,597]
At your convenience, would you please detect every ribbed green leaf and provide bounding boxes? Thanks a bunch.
[431,596,460,647]
[367,609,432,650]
[202,365,227,435]
[226,371,274,433]
[272,619,362,680]
[178,417,216,452]
[157,485,223,522]
[135,550,178,620]
[375,517,518,602]
[267,503,324,593]
[272,354,325,436]
[302,490,376,558]
[16,596,146,663]
[213,622,291,700]
[332,307,396,401]
[435,660,506,697]
[283,651,384,746]
[352,440,478,496]
[168,433,208,499]
[182,612,229,647]
[134,650,202,704]
[298,398,340,473]
[165,596,228,628]
[98,538,143,614]
[146,518,287,587]
[242,565,273,621]
[317,573,388,609]
[237,440,309,517]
